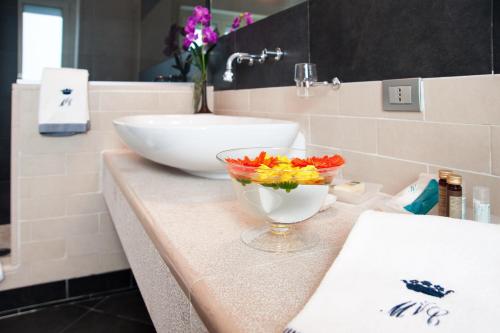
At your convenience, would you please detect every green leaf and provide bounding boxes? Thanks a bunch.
[261,182,299,192]
[279,182,299,193]
[236,178,252,186]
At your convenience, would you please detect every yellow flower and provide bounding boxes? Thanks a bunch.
[254,161,323,185]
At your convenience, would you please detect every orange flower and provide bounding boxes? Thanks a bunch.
[291,154,345,169]
[226,151,278,168]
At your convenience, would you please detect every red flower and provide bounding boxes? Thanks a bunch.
[226,151,279,168]
[291,154,345,169]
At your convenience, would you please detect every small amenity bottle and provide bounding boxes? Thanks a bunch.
[447,174,464,219]
[473,186,491,223]
[438,169,453,216]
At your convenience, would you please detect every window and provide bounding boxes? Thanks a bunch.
[21,4,63,81]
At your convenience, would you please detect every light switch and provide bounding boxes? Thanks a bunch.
[382,78,423,112]
[388,86,412,104]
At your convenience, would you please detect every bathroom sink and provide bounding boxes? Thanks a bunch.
[113,114,301,179]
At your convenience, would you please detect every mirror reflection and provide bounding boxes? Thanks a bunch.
[17,0,306,83]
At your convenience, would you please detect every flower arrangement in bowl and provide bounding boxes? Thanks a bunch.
[217,147,345,252]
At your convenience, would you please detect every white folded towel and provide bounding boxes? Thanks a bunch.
[38,68,90,136]
[285,210,500,333]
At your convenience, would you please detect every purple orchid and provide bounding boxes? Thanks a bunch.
[231,16,241,30]
[230,12,254,32]
[180,3,218,107]
[202,26,218,44]
[184,16,197,34]
[243,12,254,25]
[182,32,198,50]
[193,5,211,26]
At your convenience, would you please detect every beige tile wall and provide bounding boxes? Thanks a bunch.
[2,82,205,291]
[215,74,500,215]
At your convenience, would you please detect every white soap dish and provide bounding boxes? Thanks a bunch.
[331,181,383,205]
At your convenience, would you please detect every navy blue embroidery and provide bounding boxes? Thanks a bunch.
[389,301,449,326]
[402,279,454,298]
[60,88,73,107]
[283,328,300,333]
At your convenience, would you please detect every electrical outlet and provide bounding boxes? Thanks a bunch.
[388,86,412,104]
[383,78,423,112]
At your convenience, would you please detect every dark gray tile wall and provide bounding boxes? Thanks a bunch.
[494,0,500,72]
[212,0,497,90]
[310,0,493,82]
[210,2,309,90]
[0,0,16,225]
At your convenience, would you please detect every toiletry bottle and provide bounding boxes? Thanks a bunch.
[447,174,463,219]
[473,186,490,223]
[438,170,453,216]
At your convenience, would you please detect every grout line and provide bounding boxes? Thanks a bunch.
[308,143,500,179]
[489,125,493,174]
[308,113,494,128]
[0,286,137,320]
[58,308,93,333]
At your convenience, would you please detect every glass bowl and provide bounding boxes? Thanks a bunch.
[216,147,344,253]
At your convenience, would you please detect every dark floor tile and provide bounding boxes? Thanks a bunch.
[68,270,132,298]
[64,311,155,333]
[94,290,152,324]
[130,273,138,287]
[0,305,87,333]
[0,281,66,312]
[233,2,309,90]
[310,0,492,82]
[70,297,106,310]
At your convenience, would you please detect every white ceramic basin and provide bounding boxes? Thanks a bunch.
[113,114,301,179]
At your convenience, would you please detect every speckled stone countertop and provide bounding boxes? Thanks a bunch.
[103,151,364,333]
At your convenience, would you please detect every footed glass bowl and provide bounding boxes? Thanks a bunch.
[217,147,344,253]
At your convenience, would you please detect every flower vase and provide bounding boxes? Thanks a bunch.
[197,79,211,114]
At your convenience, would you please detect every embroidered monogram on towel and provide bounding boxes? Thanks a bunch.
[60,88,73,107]
[386,279,454,326]
[402,279,455,298]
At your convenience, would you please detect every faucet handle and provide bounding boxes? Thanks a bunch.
[262,48,283,61]
[331,77,341,90]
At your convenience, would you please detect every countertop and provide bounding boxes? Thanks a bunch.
[103,151,364,333]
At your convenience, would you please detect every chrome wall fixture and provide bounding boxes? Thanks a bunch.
[294,63,341,97]
[223,48,284,82]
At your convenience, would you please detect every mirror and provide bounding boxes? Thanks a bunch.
[210,0,305,34]
[16,0,305,83]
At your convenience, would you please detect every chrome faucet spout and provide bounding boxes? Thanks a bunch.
[223,52,249,82]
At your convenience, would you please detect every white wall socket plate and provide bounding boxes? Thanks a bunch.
[382,78,423,112]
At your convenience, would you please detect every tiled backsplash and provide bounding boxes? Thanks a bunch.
[213,0,497,90]
[214,74,500,214]
[4,82,207,291]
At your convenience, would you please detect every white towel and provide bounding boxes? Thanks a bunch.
[285,210,500,333]
[38,68,90,136]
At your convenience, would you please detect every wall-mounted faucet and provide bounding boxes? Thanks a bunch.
[223,48,284,83]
